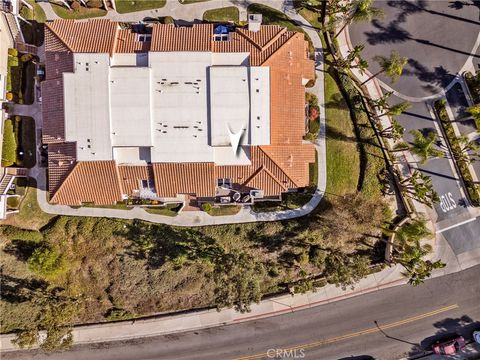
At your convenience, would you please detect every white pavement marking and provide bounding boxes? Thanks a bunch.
[436,217,477,233]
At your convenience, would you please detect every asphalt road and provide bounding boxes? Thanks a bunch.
[4,266,480,360]
[349,0,480,98]
[441,217,480,255]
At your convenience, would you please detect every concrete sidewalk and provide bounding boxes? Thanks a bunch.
[29,0,327,227]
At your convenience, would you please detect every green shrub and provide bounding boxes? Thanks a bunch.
[8,48,18,57]
[87,0,103,8]
[105,308,136,321]
[163,15,174,24]
[6,196,20,209]
[1,226,43,241]
[20,53,33,62]
[201,203,212,212]
[2,119,17,166]
[27,247,67,277]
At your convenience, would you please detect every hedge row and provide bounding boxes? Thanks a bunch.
[434,100,480,206]
[1,119,17,166]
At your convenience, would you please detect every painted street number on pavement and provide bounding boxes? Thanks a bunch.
[440,192,457,213]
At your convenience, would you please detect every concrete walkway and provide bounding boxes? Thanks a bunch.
[29,0,327,227]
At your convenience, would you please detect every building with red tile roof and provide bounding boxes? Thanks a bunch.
[43,19,316,206]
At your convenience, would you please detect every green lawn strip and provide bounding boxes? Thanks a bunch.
[115,0,166,13]
[13,178,56,230]
[324,70,360,196]
[144,207,178,216]
[205,205,241,216]
[203,6,239,23]
[21,0,47,23]
[7,51,22,101]
[434,100,480,206]
[295,0,323,30]
[247,3,315,57]
[50,2,106,19]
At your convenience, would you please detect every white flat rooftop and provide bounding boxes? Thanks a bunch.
[63,51,271,165]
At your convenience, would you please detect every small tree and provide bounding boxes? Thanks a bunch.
[409,130,444,164]
[324,251,371,290]
[362,51,408,85]
[213,252,266,313]
[27,246,67,278]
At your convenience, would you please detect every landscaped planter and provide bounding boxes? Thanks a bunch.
[434,99,480,206]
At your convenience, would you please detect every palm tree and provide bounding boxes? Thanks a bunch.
[370,93,411,117]
[452,135,479,164]
[409,130,444,164]
[335,44,369,74]
[379,119,405,141]
[334,0,384,38]
[361,51,409,85]
[399,170,439,207]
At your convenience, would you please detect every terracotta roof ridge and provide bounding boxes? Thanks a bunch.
[259,31,297,66]
[45,22,74,52]
[260,27,287,51]
[244,164,288,191]
[258,146,298,186]
[114,162,124,196]
[50,160,79,202]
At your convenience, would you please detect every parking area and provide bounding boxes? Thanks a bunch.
[349,0,480,98]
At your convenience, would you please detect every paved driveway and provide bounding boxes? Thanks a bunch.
[350,0,480,98]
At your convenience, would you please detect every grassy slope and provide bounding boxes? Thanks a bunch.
[50,3,106,19]
[324,70,360,196]
[23,0,47,23]
[115,0,166,13]
[203,6,239,23]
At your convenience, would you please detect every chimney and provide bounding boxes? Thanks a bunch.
[248,14,262,32]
